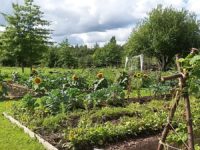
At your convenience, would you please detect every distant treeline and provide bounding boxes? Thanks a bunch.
[1,36,125,68]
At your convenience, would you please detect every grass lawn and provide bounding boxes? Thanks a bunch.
[0,100,45,150]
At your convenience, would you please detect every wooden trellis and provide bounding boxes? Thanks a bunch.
[157,54,195,150]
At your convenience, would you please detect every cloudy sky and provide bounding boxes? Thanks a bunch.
[0,0,199,46]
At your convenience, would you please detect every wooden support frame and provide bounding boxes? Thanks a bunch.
[157,55,195,150]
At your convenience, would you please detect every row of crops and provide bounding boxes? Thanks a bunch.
[0,68,176,99]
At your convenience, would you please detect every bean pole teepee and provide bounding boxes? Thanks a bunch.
[157,49,198,150]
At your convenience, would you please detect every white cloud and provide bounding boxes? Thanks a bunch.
[70,26,133,46]
[0,0,198,46]
[187,0,200,18]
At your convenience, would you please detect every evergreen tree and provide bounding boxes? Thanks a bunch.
[57,39,78,68]
[93,36,123,67]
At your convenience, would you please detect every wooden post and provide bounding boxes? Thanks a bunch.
[127,72,133,99]
[182,74,195,150]
[184,93,195,150]
[157,90,181,150]
[161,74,182,82]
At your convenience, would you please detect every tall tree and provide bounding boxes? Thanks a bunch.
[44,46,59,68]
[56,39,78,68]
[126,5,200,71]
[93,36,123,67]
[0,0,51,72]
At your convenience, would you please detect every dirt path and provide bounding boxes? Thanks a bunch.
[105,134,160,150]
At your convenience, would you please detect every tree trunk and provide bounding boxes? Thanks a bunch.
[30,57,33,74]
[30,65,32,72]
[158,55,170,71]
[21,63,24,73]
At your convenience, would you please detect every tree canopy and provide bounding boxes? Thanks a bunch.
[0,0,51,72]
[93,36,123,67]
[126,5,200,70]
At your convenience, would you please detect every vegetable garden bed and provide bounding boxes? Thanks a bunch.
[1,66,200,149]
[7,95,200,150]
[9,98,171,149]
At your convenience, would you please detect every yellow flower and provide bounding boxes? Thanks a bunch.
[97,72,103,79]
[72,74,78,81]
[136,73,142,78]
[34,77,42,84]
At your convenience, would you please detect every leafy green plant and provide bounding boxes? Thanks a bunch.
[117,71,129,89]
[42,114,67,131]
[186,55,200,98]
[131,72,148,98]
[150,81,174,97]
[93,72,108,91]
[85,84,125,109]
[42,89,62,115]
[70,75,88,90]
[12,72,20,82]
[63,88,85,111]
[195,144,200,150]
[0,82,8,99]
[21,94,36,111]
[167,123,187,145]
[105,84,125,106]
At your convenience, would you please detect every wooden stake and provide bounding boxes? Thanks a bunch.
[127,72,133,99]
[184,94,195,150]
[157,90,181,150]
[182,75,195,150]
